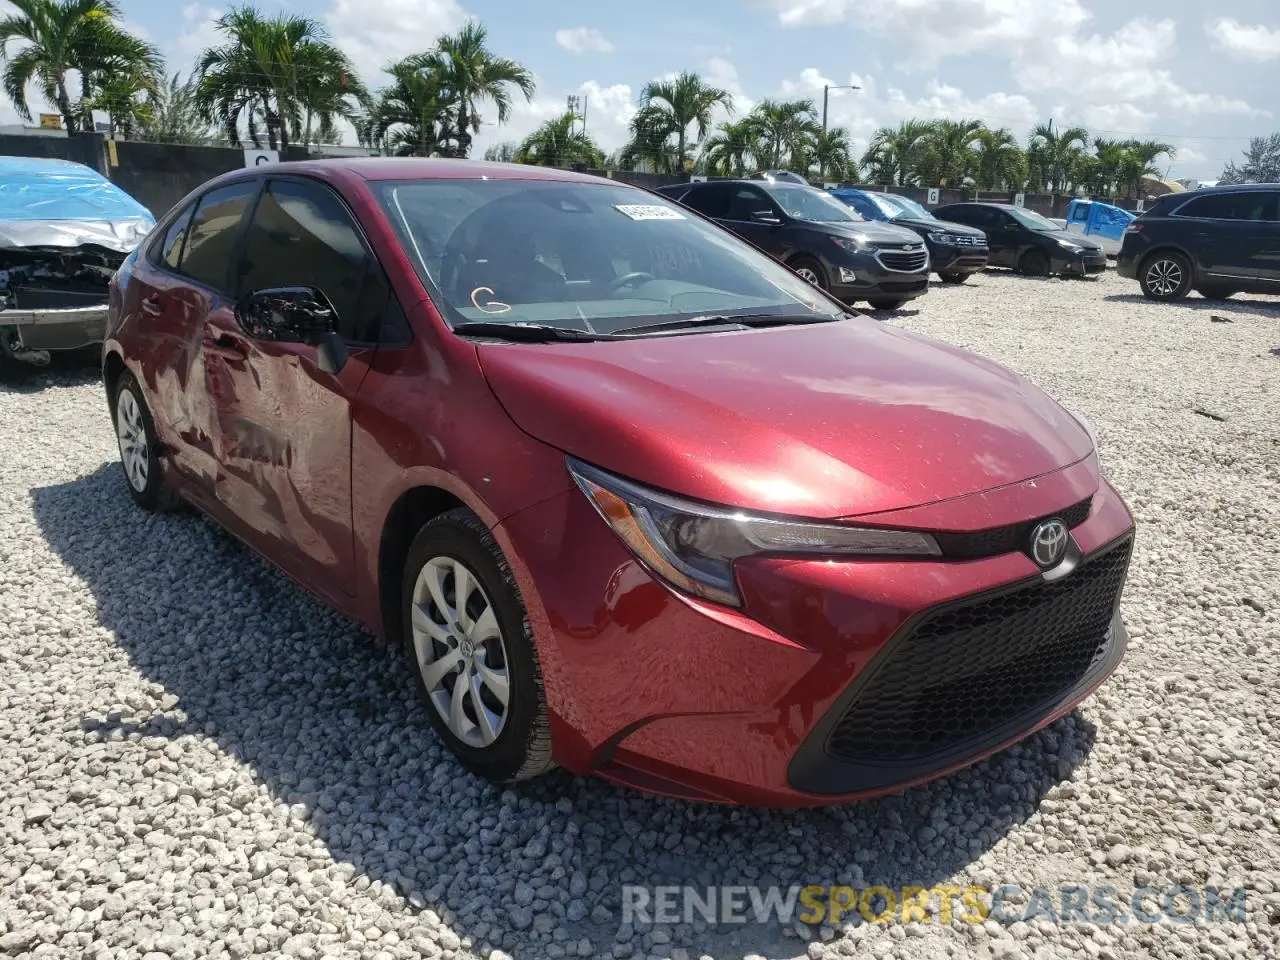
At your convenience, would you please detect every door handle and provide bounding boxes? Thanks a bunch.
[203,332,249,360]
[140,294,162,316]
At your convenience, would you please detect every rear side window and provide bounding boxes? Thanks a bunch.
[180,181,258,291]
[155,205,193,270]
[1175,192,1278,222]
[237,179,392,344]
[682,184,730,219]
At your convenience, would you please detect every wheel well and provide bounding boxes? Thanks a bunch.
[102,351,126,407]
[1139,245,1192,272]
[377,486,467,646]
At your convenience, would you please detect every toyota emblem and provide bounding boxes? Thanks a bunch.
[1029,519,1070,568]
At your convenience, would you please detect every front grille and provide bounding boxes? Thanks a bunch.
[934,497,1091,560]
[826,536,1130,765]
[951,235,986,247]
[879,249,930,272]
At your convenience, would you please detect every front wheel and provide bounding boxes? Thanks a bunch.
[867,299,908,311]
[1139,252,1192,301]
[113,371,179,511]
[790,257,827,290]
[938,272,970,284]
[1019,251,1050,277]
[402,508,553,784]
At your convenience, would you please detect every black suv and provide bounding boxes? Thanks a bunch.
[933,202,1107,277]
[656,180,931,310]
[1117,184,1280,301]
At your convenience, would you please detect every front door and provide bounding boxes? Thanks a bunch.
[202,177,389,595]
[983,209,1023,269]
[722,185,787,257]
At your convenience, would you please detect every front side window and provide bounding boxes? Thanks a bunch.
[180,181,258,291]
[238,179,390,344]
[1005,207,1061,231]
[766,185,859,223]
[377,178,838,334]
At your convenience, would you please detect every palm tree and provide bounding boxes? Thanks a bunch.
[363,57,452,156]
[972,127,1026,190]
[1026,123,1089,193]
[620,103,682,173]
[636,71,732,171]
[701,118,760,176]
[195,6,358,151]
[87,60,158,138]
[1117,139,1174,198]
[807,126,856,182]
[1086,138,1126,196]
[919,119,983,186]
[749,98,820,170]
[293,43,367,145]
[862,120,937,186]
[515,112,603,168]
[0,0,157,134]
[417,22,534,158]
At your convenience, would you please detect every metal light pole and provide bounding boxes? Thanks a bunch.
[822,83,862,133]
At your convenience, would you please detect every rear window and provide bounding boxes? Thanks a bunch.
[1174,191,1278,222]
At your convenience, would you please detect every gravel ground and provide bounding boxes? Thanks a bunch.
[1,270,1278,960]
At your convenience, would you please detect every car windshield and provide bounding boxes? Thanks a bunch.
[765,185,860,223]
[887,196,936,220]
[376,179,839,334]
[1006,207,1062,231]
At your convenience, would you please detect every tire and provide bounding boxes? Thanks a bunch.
[401,508,553,784]
[1018,251,1051,277]
[938,272,970,284]
[1139,251,1193,302]
[113,371,180,512]
[790,257,827,290]
[867,299,908,311]
[1196,286,1235,301]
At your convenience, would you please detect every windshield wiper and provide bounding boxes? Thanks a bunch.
[451,320,613,342]
[615,312,843,336]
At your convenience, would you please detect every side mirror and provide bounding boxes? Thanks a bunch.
[752,210,783,225]
[235,286,348,374]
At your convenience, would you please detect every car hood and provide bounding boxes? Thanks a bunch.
[1043,229,1103,252]
[806,220,923,245]
[894,217,987,239]
[477,320,1093,520]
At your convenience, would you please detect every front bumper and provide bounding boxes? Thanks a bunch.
[1062,253,1108,276]
[497,459,1135,806]
[930,242,989,275]
[0,304,109,351]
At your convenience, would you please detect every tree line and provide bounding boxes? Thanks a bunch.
[1,1,1274,191]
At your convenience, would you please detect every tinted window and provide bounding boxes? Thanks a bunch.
[376,179,838,333]
[155,205,193,270]
[180,181,257,290]
[726,186,773,221]
[1176,192,1279,221]
[238,179,388,343]
[939,206,978,225]
[681,184,730,218]
[765,185,858,222]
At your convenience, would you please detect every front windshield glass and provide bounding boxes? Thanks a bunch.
[766,185,860,223]
[1006,207,1062,231]
[888,195,936,220]
[376,179,838,333]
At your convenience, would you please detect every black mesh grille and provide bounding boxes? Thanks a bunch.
[826,536,1130,765]
[879,249,930,272]
[934,497,1091,561]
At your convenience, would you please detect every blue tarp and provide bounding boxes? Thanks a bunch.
[0,155,153,223]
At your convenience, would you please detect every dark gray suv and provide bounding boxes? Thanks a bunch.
[656,180,931,310]
[1117,184,1280,301]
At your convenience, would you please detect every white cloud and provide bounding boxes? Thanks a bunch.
[470,79,637,157]
[1207,17,1280,61]
[554,27,614,54]
[325,0,471,83]
[171,4,223,66]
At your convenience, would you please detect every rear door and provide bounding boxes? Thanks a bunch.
[201,176,399,596]
[1172,191,1278,279]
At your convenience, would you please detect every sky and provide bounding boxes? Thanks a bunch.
[8,0,1280,179]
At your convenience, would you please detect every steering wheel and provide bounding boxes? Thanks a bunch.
[609,271,656,293]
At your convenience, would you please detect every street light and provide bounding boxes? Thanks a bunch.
[822,83,861,133]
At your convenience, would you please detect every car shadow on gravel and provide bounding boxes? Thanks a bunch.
[1103,292,1280,317]
[34,465,1098,960]
[0,348,101,392]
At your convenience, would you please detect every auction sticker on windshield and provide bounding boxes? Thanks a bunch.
[616,204,685,221]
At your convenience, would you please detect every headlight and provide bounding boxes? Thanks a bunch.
[831,235,879,254]
[568,458,941,607]
[927,230,953,243]
[1057,239,1084,252]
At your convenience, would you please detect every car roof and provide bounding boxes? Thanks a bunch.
[1176,182,1278,195]
[936,201,1018,210]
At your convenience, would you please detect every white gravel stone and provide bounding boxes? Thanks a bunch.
[1,271,1277,960]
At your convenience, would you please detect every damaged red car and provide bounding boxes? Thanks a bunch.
[103,160,1135,806]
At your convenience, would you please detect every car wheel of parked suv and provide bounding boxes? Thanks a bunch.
[402,508,553,783]
[1019,251,1050,277]
[938,272,970,284]
[1196,285,1234,301]
[113,371,180,512]
[790,257,827,290]
[1139,252,1192,301]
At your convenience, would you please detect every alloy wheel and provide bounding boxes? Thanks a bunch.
[116,388,149,493]
[795,266,821,286]
[1145,258,1183,297]
[411,555,510,748]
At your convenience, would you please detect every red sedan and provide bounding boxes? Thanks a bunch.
[103,160,1134,806]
